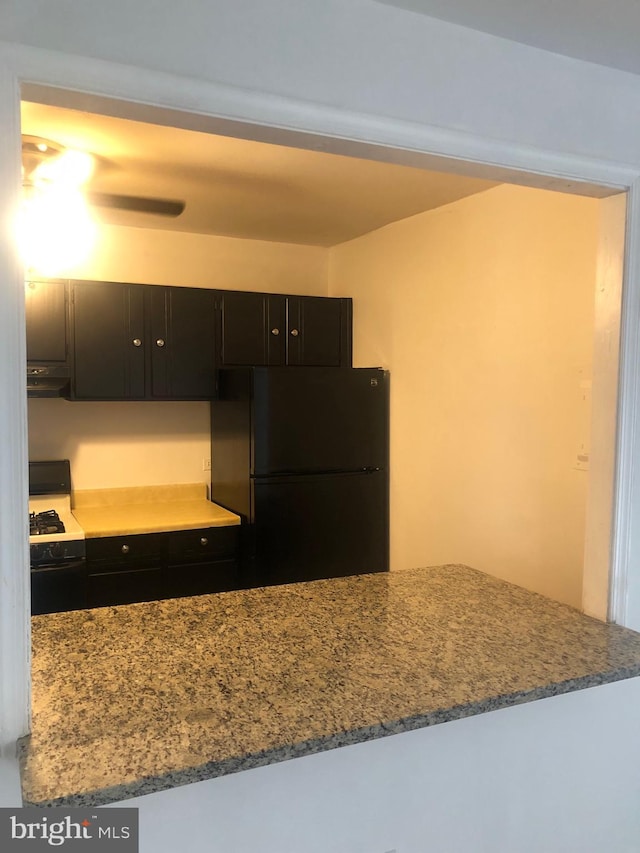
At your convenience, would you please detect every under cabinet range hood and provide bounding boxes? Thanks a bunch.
[27,364,70,398]
[25,277,70,398]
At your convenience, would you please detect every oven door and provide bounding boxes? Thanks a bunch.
[31,560,87,615]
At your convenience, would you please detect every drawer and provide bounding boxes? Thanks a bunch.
[86,533,164,565]
[167,526,238,563]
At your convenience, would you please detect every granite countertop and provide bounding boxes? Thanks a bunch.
[20,564,640,807]
[71,483,241,537]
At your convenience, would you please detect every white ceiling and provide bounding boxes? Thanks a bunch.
[376,0,640,76]
[20,101,498,248]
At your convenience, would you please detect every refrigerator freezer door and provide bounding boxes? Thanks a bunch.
[252,367,388,475]
[253,469,388,585]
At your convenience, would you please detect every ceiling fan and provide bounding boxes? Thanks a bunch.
[21,135,186,218]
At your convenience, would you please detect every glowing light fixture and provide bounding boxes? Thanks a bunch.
[16,184,97,277]
[18,143,97,276]
[33,149,95,188]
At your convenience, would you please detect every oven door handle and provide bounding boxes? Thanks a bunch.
[31,560,86,573]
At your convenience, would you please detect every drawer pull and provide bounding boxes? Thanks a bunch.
[200,537,209,546]
[121,544,130,554]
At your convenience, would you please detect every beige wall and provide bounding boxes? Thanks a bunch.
[28,399,211,491]
[329,184,598,608]
[61,222,329,293]
[28,224,329,491]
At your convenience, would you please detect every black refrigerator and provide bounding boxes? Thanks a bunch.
[211,367,389,587]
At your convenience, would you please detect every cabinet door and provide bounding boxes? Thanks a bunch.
[85,533,165,608]
[165,529,239,597]
[149,287,217,399]
[164,558,240,598]
[220,291,285,366]
[87,565,166,608]
[72,281,146,400]
[287,296,351,367]
[25,279,68,363]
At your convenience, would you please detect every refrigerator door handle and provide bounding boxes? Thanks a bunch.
[252,468,384,484]
[253,467,382,478]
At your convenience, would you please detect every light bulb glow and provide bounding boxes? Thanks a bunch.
[16,186,97,276]
[33,149,95,188]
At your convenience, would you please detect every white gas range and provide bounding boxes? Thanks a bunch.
[29,460,86,614]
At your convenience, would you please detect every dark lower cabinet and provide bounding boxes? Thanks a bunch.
[164,527,240,598]
[167,526,238,562]
[84,527,240,609]
[165,558,239,598]
[88,565,165,608]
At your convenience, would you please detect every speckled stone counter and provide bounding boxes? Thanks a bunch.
[71,483,240,537]
[20,565,640,807]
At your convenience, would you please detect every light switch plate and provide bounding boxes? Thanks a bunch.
[575,452,589,471]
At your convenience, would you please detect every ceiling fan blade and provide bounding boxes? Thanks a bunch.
[86,192,185,217]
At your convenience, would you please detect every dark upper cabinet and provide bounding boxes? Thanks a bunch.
[148,286,217,399]
[219,291,351,368]
[219,291,285,366]
[71,282,217,401]
[25,279,68,363]
[31,281,352,400]
[72,280,146,400]
[286,296,350,366]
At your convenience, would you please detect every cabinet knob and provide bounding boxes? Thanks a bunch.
[271,328,280,336]
[132,338,142,347]
[156,338,166,348]
[121,544,130,554]
[290,328,299,337]
[200,537,209,547]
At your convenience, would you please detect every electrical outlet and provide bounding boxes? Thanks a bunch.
[202,458,211,471]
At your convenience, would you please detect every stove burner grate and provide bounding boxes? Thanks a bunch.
[29,509,66,536]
